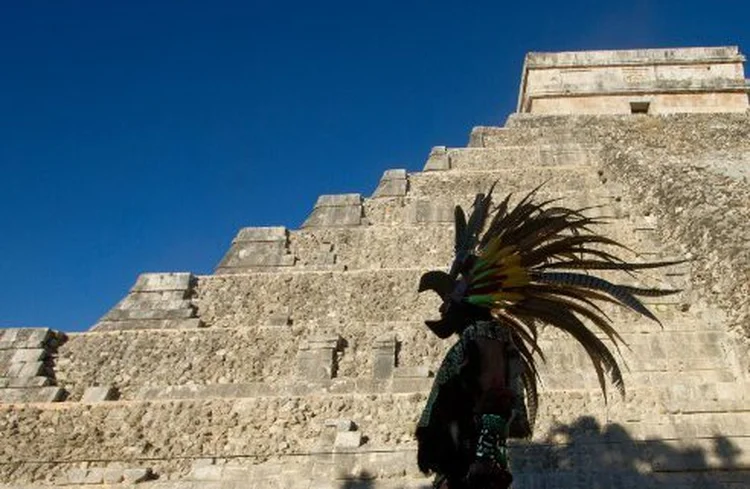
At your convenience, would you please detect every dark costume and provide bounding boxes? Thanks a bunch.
[415,185,681,488]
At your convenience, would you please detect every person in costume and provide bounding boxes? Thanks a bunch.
[415,184,681,489]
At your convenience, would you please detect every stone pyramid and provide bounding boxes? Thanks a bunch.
[2,46,749,488]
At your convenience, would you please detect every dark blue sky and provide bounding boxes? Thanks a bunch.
[1,1,748,332]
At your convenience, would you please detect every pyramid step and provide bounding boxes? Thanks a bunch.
[0,386,66,403]
[510,434,750,485]
[59,312,731,403]
[408,166,603,198]
[214,222,684,279]
[3,391,746,486]
[0,389,736,454]
[377,186,624,233]
[522,329,736,390]
[364,187,623,224]
[283,213,685,270]
[217,202,681,273]
[193,269,690,329]
[469,125,587,148]
[660,381,750,414]
[189,455,430,488]
[424,144,602,172]
[540,369,739,392]
[0,394,427,471]
[57,327,303,401]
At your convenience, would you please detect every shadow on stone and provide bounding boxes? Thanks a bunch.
[329,416,747,487]
[339,470,375,489]
[508,416,748,488]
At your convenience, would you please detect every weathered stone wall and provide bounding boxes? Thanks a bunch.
[503,114,750,349]
[287,226,453,271]
[0,394,425,484]
[3,384,747,487]
[56,329,300,400]
[54,323,448,401]
[193,271,432,328]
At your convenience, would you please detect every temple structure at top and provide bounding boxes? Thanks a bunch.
[517,45,750,114]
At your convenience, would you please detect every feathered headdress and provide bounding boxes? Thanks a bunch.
[418,184,683,411]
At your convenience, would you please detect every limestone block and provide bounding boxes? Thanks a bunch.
[125,290,189,302]
[81,385,117,403]
[423,146,450,171]
[92,318,204,331]
[217,226,295,270]
[8,328,55,349]
[191,457,216,469]
[0,386,65,403]
[406,200,454,223]
[303,194,363,228]
[7,376,51,388]
[298,335,341,381]
[103,467,124,484]
[104,308,196,321]
[131,273,193,292]
[117,298,193,311]
[191,464,223,481]
[123,467,152,483]
[372,169,408,198]
[0,328,20,347]
[17,361,44,378]
[372,335,396,379]
[334,431,363,449]
[39,386,66,402]
[4,362,24,378]
[235,226,288,242]
[66,468,88,484]
[316,194,361,207]
[10,348,46,363]
[83,467,105,484]
[94,273,201,331]
[236,246,291,265]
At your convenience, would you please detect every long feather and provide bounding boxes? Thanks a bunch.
[538,258,688,271]
[534,272,660,323]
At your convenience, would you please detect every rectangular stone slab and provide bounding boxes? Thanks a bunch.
[131,273,193,292]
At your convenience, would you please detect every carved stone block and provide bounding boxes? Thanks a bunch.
[131,273,193,293]
[297,335,341,381]
[372,335,396,379]
[407,200,454,223]
[81,385,118,403]
[372,169,408,198]
[303,194,363,228]
[423,146,450,171]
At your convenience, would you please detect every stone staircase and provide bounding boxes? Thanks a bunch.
[2,113,749,488]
